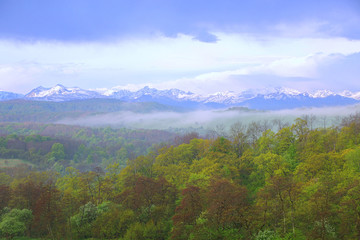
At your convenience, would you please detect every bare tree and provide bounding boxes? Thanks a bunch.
[272,118,289,132]
[259,119,273,132]
[301,114,317,130]
[247,121,262,147]
[207,124,227,139]
[229,122,249,157]
[319,115,327,130]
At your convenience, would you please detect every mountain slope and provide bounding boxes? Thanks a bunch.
[0,99,179,122]
[0,91,23,101]
[241,93,358,110]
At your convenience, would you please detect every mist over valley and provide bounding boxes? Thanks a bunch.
[56,104,360,132]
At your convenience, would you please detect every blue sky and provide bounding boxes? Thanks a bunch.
[0,0,360,94]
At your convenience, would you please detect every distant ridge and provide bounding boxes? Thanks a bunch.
[0,91,24,101]
[0,98,179,123]
[0,84,359,110]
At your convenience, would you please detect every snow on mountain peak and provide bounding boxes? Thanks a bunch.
[21,84,360,106]
[272,87,302,96]
[310,90,336,98]
[339,90,360,100]
[204,91,241,103]
[31,85,71,98]
[25,84,101,101]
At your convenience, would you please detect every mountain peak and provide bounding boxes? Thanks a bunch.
[272,87,302,96]
[340,90,360,100]
[310,89,335,98]
[12,84,360,108]
[25,84,101,101]
[54,84,66,88]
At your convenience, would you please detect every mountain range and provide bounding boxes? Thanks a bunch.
[1,84,360,110]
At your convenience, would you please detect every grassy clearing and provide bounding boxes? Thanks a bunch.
[0,158,34,168]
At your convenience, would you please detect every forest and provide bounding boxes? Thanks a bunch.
[0,99,178,123]
[1,114,360,239]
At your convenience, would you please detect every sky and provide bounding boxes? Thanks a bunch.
[0,0,360,94]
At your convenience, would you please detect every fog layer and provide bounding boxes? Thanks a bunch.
[57,104,360,130]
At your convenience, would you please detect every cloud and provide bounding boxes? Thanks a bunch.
[1,32,360,93]
[192,31,219,43]
[243,53,336,78]
[1,0,359,41]
[0,62,84,93]
[148,52,357,94]
[315,52,360,91]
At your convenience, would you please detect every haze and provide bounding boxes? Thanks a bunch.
[56,105,360,132]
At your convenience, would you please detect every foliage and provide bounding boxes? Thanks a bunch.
[0,208,33,239]
[1,116,360,239]
[0,122,175,171]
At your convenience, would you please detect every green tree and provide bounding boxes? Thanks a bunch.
[0,208,33,239]
[70,202,98,239]
[50,143,65,161]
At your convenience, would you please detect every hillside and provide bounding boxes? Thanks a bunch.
[0,99,179,122]
[1,115,360,239]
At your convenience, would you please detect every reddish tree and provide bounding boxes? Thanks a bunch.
[173,186,203,225]
[32,184,63,238]
[0,184,10,209]
[120,175,177,224]
[10,180,41,211]
[171,186,203,240]
[206,179,249,229]
[121,176,176,209]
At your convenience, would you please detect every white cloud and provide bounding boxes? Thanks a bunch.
[1,30,360,93]
[243,53,339,78]
[271,21,339,38]
[145,53,346,94]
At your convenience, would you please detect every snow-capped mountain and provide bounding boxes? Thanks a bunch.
[204,91,239,104]
[25,84,102,101]
[310,90,336,98]
[241,92,358,110]
[102,86,199,101]
[1,84,358,110]
[339,90,360,100]
[105,86,215,108]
